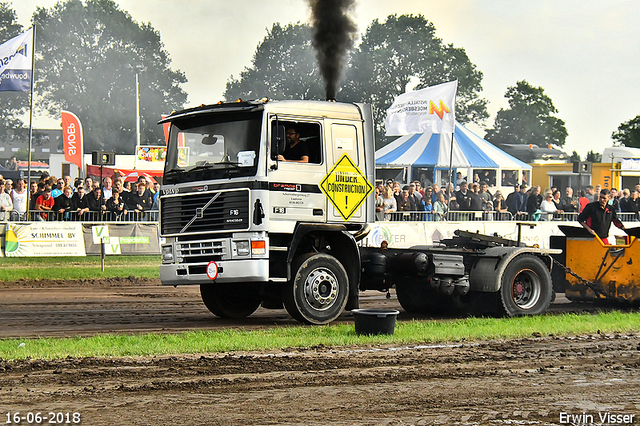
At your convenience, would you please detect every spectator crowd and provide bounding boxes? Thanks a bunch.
[3,170,640,224]
[374,177,640,222]
[0,172,160,222]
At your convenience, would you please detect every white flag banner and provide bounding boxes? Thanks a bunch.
[385,80,458,136]
[0,28,33,92]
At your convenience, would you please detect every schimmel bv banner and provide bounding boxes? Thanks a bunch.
[4,222,86,257]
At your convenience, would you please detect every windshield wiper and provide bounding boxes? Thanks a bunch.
[185,162,219,173]
[215,160,240,167]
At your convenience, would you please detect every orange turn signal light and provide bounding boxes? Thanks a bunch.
[251,240,266,255]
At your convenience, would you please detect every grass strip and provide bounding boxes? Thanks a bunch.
[0,256,161,280]
[1,311,638,360]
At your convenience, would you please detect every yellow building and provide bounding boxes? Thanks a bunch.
[530,162,622,192]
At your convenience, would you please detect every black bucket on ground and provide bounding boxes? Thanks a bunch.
[351,309,400,336]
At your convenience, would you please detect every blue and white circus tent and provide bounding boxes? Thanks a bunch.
[375,121,531,188]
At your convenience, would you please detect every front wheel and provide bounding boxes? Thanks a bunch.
[499,255,552,316]
[283,253,349,325]
[200,283,262,319]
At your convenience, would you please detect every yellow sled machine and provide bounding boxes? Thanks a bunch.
[557,225,640,302]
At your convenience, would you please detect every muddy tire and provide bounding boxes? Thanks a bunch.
[499,255,552,316]
[283,253,349,325]
[200,283,262,319]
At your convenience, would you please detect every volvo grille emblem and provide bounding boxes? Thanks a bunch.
[180,192,222,233]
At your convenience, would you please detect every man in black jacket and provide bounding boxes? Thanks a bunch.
[86,187,106,219]
[621,189,640,221]
[526,186,541,219]
[71,186,90,219]
[454,181,472,210]
[578,188,625,243]
[560,187,577,212]
[53,186,74,220]
[127,181,153,219]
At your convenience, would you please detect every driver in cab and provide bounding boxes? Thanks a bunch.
[278,126,309,163]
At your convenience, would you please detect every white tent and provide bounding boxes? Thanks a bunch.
[375,121,531,188]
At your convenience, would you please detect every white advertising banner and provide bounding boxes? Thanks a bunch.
[362,221,571,250]
[385,80,458,136]
[0,28,33,92]
[621,158,640,171]
[4,222,86,257]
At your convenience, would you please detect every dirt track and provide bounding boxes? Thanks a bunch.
[0,277,611,339]
[1,279,639,425]
[0,278,405,338]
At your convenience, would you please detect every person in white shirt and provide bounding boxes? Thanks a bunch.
[102,176,113,200]
[0,178,13,221]
[10,178,28,220]
[540,193,561,220]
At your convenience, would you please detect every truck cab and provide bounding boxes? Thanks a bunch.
[159,99,375,324]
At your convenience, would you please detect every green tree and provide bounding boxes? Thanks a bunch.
[485,80,567,148]
[0,2,28,135]
[342,14,488,143]
[225,23,324,101]
[585,150,602,163]
[611,115,640,148]
[33,0,187,154]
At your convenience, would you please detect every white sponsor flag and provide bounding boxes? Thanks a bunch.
[385,80,458,136]
[0,28,33,92]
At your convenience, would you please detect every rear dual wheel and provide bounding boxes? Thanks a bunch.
[499,255,552,316]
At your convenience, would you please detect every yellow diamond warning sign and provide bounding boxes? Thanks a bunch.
[319,153,373,221]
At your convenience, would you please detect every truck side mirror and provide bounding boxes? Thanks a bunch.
[271,125,286,160]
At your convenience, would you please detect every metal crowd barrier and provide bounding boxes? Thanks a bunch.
[618,212,640,222]
[387,211,439,221]
[14,210,159,223]
[381,210,639,223]
[445,211,513,221]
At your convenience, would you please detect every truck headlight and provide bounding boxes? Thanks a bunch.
[235,240,250,256]
[162,245,174,262]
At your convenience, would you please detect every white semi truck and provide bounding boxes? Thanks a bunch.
[158,99,558,324]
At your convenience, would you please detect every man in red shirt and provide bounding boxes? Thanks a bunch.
[35,188,55,221]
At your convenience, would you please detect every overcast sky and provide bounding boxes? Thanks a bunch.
[10,0,640,157]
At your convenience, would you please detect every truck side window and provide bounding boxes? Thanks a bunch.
[272,121,322,164]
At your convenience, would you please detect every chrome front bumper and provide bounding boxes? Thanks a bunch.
[159,258,270,286]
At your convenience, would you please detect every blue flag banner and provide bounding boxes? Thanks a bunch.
[0,28,33,92]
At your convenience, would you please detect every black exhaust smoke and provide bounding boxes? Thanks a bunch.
[309,0,358,101]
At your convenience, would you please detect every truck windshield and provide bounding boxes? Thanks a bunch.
[163,111,262,183]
